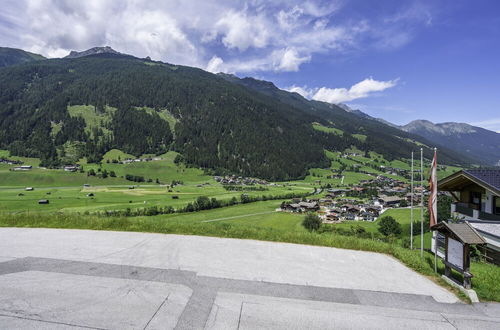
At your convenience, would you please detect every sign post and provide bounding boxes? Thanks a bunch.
[431,222,485,289]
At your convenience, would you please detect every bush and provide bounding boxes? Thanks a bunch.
[302,213,322,231]
[378,216,402,236]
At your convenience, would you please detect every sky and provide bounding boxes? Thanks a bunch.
[1,0,499,131]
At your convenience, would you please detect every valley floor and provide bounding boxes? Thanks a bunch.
[1,228,499,329]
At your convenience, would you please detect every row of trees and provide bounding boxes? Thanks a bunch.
[90,191,311,218]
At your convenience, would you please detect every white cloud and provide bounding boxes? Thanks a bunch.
[285,78,398,103]
[206,55,224,73]
[276,6,303,31]
[215,10,270,51]
[285,85,314,98]
[272,48,311,72]
[312,78,398,103]
[0,0,434,74]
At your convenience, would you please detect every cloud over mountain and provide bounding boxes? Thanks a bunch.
[285,77,398,104]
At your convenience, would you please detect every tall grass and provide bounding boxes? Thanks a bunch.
[1,213,498,302]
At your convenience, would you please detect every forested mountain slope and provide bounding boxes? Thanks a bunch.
[0,53,331,180]
[0,50,471,180]
[218,74,470,165]
[0,47,46,67]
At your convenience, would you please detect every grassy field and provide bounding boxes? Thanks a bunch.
[1,148,313,214]
[312,122,343,135]
[67,105,115,138]
[0,183,311,214]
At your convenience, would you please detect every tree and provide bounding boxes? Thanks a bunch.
[194,196,211,210]
[302,213,322,231]
[87,168,96,176]
[378,216,402,236]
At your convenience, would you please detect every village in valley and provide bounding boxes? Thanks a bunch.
[280,173,422,223]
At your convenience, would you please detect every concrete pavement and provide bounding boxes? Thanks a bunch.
[0,228,498,329]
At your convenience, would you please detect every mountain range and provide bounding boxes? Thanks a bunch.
[401,120,500,166]
[336,103,500,166]
[0,46,497,180]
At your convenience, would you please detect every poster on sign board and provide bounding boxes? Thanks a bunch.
[447,237,463,269]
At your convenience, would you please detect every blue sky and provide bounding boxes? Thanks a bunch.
[1,0,499,130]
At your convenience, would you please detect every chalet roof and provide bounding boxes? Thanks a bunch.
[431,222,486,245]
[438,169,500,196]
[378,195,402,203]
[299,202,318,208]
[469,222,500,239]
[465,169,500,191]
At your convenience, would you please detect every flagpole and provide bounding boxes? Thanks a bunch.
[410,151,414,250]
[420,148,424,258]
[434,147,438,273]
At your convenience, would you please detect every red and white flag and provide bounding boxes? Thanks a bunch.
[428,149,438,227]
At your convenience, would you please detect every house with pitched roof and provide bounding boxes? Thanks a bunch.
[438,169,500,265]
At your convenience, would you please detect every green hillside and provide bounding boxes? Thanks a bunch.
[0,47,46,67]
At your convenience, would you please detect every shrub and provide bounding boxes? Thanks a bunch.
[378,216,402,236]
[302,213,322,231]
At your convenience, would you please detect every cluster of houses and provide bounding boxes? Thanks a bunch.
[280,197,383,223]
[1,158,23,165]
[120,157,162,164]
[353,175,423,199]
[378,165,408,177]
[214,175,268,185]
[280,174,427,224]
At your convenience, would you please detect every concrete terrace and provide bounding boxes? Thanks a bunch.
[0,228,499,329]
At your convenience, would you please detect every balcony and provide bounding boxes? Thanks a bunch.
[452,203,500,221]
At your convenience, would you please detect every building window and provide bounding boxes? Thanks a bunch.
[470,192,481,208]
[495,196,500,215]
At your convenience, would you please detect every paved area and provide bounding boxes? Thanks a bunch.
[0,228,499,329]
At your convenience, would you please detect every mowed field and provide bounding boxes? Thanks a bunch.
[0,184,311,214]
[0,149,313,214]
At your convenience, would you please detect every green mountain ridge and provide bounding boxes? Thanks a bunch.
[0,48,473,180]
[0,47,46,67]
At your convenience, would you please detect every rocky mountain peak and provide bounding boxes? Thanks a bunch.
[65,46,121,59]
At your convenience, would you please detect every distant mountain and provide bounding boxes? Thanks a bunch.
[0,47,45,67]
[333,104,500,166]
[65,46,122,59]
[401,120,500,166]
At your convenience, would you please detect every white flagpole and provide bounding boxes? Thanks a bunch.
[420,148,424,258]
[410,151,414,250]
[433,148,438,272]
